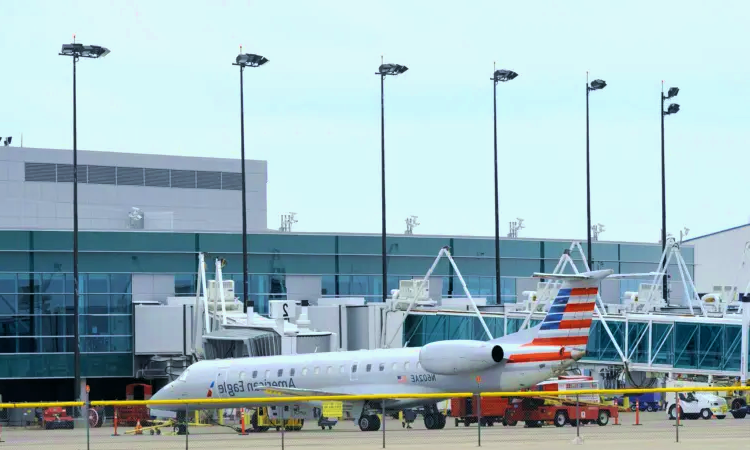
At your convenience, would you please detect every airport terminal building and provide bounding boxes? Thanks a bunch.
[0,147,696,401]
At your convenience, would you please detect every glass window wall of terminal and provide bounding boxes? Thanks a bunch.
[0,272,133,378]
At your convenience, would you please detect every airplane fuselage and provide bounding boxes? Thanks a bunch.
[153,345,576,412]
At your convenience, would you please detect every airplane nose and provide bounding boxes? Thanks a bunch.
[571,349,586,360]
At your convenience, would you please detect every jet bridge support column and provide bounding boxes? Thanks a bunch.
[741,295,750,384]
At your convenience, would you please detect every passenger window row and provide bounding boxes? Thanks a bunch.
[245,361,423,378]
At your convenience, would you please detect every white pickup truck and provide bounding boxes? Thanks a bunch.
[666,392,728,420]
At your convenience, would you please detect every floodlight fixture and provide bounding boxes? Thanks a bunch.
[59,43,110,59]
[665,103,680,115]
[666,87,679,99]
[589,79,607,90]
[377,63,408,76]
[234,53,269,68]
[492,69,518,82]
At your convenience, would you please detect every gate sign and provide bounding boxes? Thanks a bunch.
[322,401,343,418]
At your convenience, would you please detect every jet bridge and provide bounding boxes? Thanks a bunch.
[203,328,281,359]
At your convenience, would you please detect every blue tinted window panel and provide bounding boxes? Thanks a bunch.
[0,294,17,315]
[82,353,133,378]
[619,244,663,263]
[337,236,380,255]
[31,231,72,250]
[109,315,132,336]
[500,240,542,258]
[697,324,723,370]
[448,259,495,277]
[0,231,31,251]
[251,234,336,255]
[591,243,619,262]
[389,257,450,276]
[0,253,31,271]
[338,256,381,275]
[674,323,699,369]
[628,322,649,363]
[78,253,195,273]
[382,237,452,257]
[451,238,495,258]
[0,354,73,378]
[109,274,132,294]
[651,323,674,365]
[502,259,541,277]
[81,232,195,252]
[722,325,741,371]
[321,276,335,296]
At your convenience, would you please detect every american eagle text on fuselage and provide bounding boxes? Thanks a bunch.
[216,378,297,396]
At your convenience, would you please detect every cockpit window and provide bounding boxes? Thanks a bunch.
[178,368,190,382]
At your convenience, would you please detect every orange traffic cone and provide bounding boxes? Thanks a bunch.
[135,419,143,435]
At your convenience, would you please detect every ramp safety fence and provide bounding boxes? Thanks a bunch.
[0,386,748,449]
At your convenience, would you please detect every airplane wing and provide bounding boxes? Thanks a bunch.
[532,269,613,280]
[607,272,662,279]
[262,384,446,398]
[262,386,346,397]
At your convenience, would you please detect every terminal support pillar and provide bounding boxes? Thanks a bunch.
[740,295,750,384]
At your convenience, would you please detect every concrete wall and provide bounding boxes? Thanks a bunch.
[0,146,267,232]
[689,225,750,293]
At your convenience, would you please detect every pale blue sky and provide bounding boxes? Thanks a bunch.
[2,0,748,242]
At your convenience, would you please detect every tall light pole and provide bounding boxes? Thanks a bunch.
[233,51,268,313]
[376,62,408,302]
[661,84,680,302]
[491,67,518,304]
[585,77,607,270]
[58,39,110,404]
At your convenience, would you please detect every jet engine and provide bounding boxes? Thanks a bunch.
[418,340,505,375]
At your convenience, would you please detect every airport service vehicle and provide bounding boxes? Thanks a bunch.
[666,392,727,420]
[615,393,661,412]
[151,269,637,432]
[451,376,618,428]
[504,396,618,427]
[41,407,74,430]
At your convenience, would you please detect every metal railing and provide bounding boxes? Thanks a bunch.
[1,386,748,449]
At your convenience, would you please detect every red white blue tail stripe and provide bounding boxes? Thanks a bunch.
[529,287,597,348]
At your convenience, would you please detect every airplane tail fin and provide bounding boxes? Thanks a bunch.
[526,269,612,349]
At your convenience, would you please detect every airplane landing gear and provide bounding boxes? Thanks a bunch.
[358,414,381,431]
[423,404,447,430]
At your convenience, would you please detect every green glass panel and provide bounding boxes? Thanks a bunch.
[722,325,741,371]
[252,234,336,255]
[81,353,133,377]
[0,253,31,271]
[591,243,618,262]
[30,231,72,251]
[81,232,195,252]
[619,244,663,263]
[674,323,699,369]
[651,323,673,365]
[0,353,73,378]
[628,322,649,363]
[337,235,381,255]
[0,231,31,251]
[696,324,723,370]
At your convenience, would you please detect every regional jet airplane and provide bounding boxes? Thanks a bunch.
[150,269,614,431]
